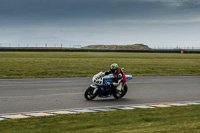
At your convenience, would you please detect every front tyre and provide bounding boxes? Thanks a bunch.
[84,86,99,100]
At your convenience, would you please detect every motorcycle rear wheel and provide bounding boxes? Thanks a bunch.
[121,84,128,98]
[84,86,99,100]
[113,84,128,99]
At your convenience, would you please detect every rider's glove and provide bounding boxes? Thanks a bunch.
[105,71,110,75]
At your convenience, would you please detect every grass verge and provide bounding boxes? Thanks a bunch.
[0,52,200,78]
[0,105,200,133]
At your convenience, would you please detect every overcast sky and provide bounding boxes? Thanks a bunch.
[0,0,200,48]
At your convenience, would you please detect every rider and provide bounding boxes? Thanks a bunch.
[104,63,127,92]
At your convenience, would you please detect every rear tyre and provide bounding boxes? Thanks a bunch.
[84,86,99,100]
[113,84,128,99]
[113,88,122,99]
[121,84,128,98]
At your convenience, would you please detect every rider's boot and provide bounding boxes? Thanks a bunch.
[116,83,122,93]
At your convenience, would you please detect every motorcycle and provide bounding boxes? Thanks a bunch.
[84,72,132,100]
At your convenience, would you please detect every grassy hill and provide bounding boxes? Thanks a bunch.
[82,44,151,50]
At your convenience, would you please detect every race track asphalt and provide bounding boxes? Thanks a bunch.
[0,76,200,114]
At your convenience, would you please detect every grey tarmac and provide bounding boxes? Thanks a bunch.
[0,76,200,114]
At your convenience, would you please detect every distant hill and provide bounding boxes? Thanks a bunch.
[82,44,151,50]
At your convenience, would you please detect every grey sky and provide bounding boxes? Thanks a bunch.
[0,0,200,48]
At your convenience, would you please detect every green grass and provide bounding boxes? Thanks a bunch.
[0,52,200,78]
[0,105,200,133]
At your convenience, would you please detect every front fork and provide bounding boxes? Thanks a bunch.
[90,84,99,95]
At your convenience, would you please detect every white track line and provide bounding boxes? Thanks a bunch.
[1,100,200,120]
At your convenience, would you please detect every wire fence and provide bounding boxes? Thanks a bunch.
[0,43,82,48]
[0,43,199,50]
[152,46,200,50]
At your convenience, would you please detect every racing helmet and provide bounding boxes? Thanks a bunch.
[110,63,118,74]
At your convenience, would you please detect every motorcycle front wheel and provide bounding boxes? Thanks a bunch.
[84,86,99,100]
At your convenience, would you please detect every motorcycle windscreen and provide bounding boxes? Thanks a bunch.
[104,75,115,82]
